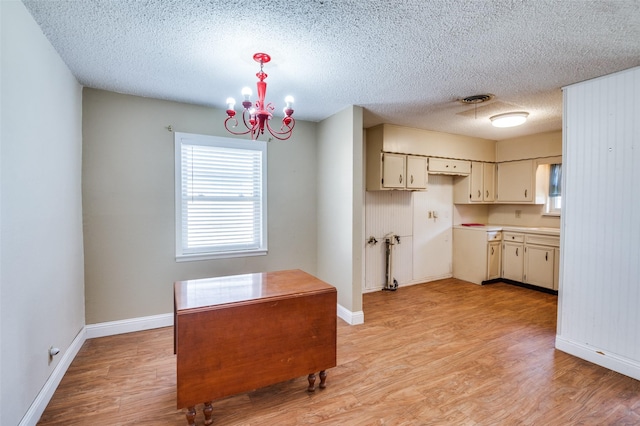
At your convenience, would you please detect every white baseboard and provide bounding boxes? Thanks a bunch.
[555,336,640,381]
[337,304,364,325]
[85,313,174,339]
[19,328,86,426]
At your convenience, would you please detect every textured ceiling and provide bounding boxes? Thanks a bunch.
[22,0,640,140]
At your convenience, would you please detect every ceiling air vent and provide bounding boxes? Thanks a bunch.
[460,94,494,104]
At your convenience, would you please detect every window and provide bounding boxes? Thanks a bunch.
[546,163,562,215]
[175,132,267,261]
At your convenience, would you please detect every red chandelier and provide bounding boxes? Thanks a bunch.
[224,53,295,140]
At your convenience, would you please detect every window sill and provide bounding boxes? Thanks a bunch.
[176,249,267,262]
[542,212,561,217]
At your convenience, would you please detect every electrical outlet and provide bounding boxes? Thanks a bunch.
[515,209,522,218]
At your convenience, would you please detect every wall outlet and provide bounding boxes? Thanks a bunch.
[515,209,522,218]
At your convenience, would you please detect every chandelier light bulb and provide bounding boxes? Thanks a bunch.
[284,96,294,108]
[241,87,253,100]
[226,97,236,110]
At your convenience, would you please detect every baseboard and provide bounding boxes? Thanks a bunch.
[19,328,86,426]
[337,304,364,325]
[555,336,640,381]
[85,312,174,339]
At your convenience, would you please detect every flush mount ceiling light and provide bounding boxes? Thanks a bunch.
[490,111,529,128]
[224,53,295,140]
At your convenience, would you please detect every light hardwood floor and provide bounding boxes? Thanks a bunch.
[38,279,640,425]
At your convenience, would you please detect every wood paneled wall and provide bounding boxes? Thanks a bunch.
[557,66,640,380]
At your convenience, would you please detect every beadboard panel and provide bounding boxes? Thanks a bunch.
[364,191,413,291]
[364,176,454,292]
[558,66,640,377]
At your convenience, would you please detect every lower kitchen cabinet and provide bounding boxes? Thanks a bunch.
[524,245,554,290]
[487,241,501,280]
[502,240,524,282]
[453,227,502,285]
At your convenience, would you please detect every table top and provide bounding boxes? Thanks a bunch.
[174,269,335,312]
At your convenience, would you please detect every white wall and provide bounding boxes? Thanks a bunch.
[1,2,85,424]
[317,106,364,323]
[556,66,640,380]
[82,88,319,324]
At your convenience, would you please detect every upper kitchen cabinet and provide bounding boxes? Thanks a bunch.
[367,152,427,191]
[496,160,547,204]
[453,162,495,204]
[427,158,471,176]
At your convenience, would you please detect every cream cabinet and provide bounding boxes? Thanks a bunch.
[487,241,501,280]
[428,158,471,175]
[453,227,502,285]
[496,160,534,203]
[523,234,560,290]
[502,233,524,282]
[366,152,427,191]
[453,162,496,204]
[382,153,406,189]
[406,155,428,189]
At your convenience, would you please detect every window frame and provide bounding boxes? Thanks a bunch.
[174,132,268,261]
[541,159,562,217]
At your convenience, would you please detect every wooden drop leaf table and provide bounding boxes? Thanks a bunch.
[174,269,337,425]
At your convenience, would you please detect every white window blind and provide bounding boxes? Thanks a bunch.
[175,133,267,260]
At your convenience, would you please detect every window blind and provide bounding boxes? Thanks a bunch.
[549,163,562,197]
[176,133,266,259]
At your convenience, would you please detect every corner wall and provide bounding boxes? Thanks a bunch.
[317,106,364,323]
[1,3,85,424]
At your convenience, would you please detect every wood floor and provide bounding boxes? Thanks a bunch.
[39,279,640,425]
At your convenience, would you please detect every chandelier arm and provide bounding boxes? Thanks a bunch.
[265,118,296,140]
[224,116,253,136]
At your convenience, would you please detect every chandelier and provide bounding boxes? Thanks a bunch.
[224,53,295,140]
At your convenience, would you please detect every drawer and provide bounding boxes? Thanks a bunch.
[525,234,560,247]
[487,231,502,241]
[503,232,524,243]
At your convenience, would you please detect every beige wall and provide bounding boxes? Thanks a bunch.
[1,3,85,424]
[486,130,563,228]
[496,130,562,161]
[82,89,319,324]
[317,106,364,317]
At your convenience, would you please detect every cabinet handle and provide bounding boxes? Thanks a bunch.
[516,248,519,256]
[411,175,414,184]
[477,190,481,198]
[545,252,548,261]
[399,174,403,184]
[491,247,494,255]
[486,190,489,198]
[524,189,528,198]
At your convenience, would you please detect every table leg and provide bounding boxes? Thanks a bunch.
[185,406,196,426]
[307,373,316,392]
[319,370,327,389]
[203,401,213,425]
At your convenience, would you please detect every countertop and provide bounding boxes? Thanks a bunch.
[454,224,560,236]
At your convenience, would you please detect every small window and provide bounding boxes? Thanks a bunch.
[175,133,267,261]
[546,163,562,215]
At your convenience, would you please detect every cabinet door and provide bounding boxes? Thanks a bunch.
[487,241,501,280]
[483,163,496,202]
[502,242,524,281]
[469,162,483,202]
[382,153,405,188]
[496,160,533,202]
[524,245,555,290]
[406,156,427,189]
